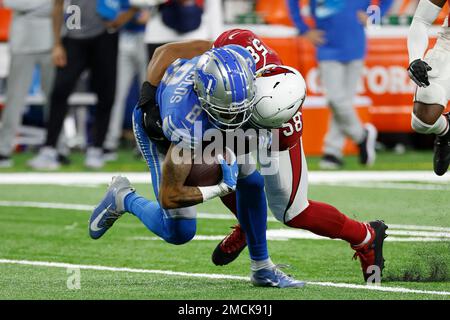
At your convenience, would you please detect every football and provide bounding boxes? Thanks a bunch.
[184,150,224,187]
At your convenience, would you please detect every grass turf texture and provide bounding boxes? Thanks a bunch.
[0,149,435,172]
[0,180,449,300]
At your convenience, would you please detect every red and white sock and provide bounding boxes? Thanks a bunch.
[286,200,372,247]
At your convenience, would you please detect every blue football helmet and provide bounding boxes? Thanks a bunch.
[193,45,256,131]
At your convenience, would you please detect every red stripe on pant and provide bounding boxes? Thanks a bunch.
[286,200,368,246]
[283,141,302,220]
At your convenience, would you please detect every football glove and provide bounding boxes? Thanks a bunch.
[217,148,238,192]
[408,59,432,87]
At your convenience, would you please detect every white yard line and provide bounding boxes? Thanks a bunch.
[0,201,94,211]
[0,258,448,296]
[2,200,450,235]
[130,235,449,243]
[1,171,450,185]
[317,181,450,191]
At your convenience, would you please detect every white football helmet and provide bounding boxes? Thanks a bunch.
[249,65,306,129]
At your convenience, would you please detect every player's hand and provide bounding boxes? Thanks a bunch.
[408,59,432,87]
[217,148,238,192]
[303,29,326,46]
[52,44,67,67]
[357,10,369,25]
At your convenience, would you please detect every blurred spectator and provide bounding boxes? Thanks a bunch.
[0,0,56,168]
[103,7,150,161]
[288,0,393,169]
[145,0,223,60]
[29,0,138,170]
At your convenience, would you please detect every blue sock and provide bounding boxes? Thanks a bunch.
[124,192,196,245]
[236,170,268,261]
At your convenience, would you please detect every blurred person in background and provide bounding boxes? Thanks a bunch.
[0,0,58,168]
[28,0,138,170]
[288,0,393,169]
[103,6,150,161]
[145,0,223,61]
[407,0,450,176]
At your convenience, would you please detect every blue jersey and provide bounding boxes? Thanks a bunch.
[157,57,212,150]
[287,0,394,62]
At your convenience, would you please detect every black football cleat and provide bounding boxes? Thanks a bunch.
[433,113,450,176]
[358,123,378,166]
[212,225,247,266]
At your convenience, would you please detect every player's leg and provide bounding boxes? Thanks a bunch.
[285,201,388,282]
[103,33,136,158]
[320,60,376,166]
[412,99,449,176]
[282,143,387,281]
[0,52,36,167]
[411,44,450,175]
[217,154,304,287]
[345,60,377,166]
[28,37,88,170]
[87,32,118,169]
[319,61,350,165]
[320,117,346,169]
[38,52,69,161]
[123,106,197,244]
[89,106,197,244]
[235,161,270,265]
[213,193,246,265]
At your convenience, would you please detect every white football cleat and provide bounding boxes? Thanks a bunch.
[358,123,378,166]
[28,147,60,170]
[85,147,105,169]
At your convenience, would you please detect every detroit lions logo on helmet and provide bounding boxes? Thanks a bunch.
[196,65,218,96]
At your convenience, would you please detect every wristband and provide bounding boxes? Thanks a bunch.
[198,182,230,202]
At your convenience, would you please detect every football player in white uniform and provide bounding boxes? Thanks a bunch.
[407,0,450,176]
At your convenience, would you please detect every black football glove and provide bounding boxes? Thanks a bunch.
[408,59,432,87]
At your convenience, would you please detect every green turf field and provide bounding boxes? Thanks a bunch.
[0,155,449,300]
[0,149,436,172]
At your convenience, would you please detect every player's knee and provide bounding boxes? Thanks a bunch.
[411,112,434,134]
[238,170,264,190]
[328,96,349,112]
[164,219,196,245]
[415,83,446,107]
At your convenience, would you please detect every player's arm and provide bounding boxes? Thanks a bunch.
[105,6,140,30]
[159,144,237,209]
[407,0,446,87]
[147,40,213,86]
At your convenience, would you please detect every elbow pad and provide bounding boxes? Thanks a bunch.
[138,81,158,114]
[138,81,170,152]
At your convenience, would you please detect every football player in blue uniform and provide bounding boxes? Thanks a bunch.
[88,41,305,288]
